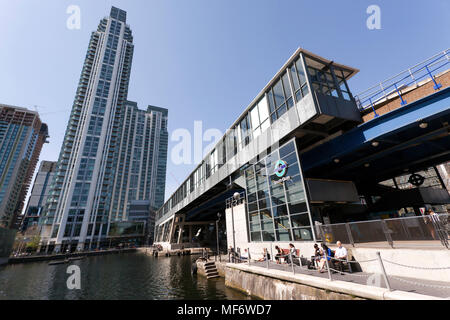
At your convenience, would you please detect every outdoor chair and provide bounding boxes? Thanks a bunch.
[283,249,302,266]
[331,249,353,273]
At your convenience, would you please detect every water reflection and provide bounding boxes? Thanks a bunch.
[0,253,251,300]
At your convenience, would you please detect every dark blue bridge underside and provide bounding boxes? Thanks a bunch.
[301,87,450,185]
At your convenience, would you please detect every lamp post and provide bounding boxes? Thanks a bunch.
[216,212,221,262]
[231,192,240,252]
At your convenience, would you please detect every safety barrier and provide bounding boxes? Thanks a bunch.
[318,214,449,249]
[228,246,450,296]
[354,49,449,114]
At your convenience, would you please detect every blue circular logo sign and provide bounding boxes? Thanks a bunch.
[274,160,288,178]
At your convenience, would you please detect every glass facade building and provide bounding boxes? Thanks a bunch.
[0,105,48,229]
[41,7,138,252]
[154,48,361,247]
[245,139,313,243]
[111,101,168,221]
[41,7,168,253]
[21,161,56,232]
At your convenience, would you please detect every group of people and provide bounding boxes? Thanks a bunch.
[273,243,297,264]
[230,241,349,275]
[312,241,348,274]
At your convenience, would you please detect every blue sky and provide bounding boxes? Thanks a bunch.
[0,0,449,202]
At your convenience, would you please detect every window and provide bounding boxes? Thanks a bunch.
[335,70,352,101]
[308,66,338,97]
[258,96,270,131]
[239,114,252,148]
[92,98,107,115]
[210,149,218,176]
[290,59,309,103]
[268,71,294,123]
[248,95,271,139]
[77,158,95,181]
[82,136,99,157]
[87,116,104,136]
[245,140,313,242]
[103,49,116,66]
[70,183,90,207]
[250,105,260,138]
[226,131,237,160]
[96,79,110,98]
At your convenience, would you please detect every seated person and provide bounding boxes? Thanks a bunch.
[274,246,283,264]
[228,246,236,262]
[318,243,333,273]
[285,243,297,264]
[309,243,321,269]
[257,248,271,262]
[240,248,249,261]
[332,241,348,274]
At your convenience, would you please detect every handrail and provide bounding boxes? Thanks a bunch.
[354,49,450,113]
[318,213,449,249]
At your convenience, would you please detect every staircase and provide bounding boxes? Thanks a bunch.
[204,261,220,279]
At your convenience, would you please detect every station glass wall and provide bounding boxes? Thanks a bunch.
[245,140,313,242]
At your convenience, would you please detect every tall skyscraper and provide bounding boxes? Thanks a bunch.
[41,7,134,252]
[21,161,56,232]
[0,104,49,229]
[40,7,168,253]
[111,101,168,221]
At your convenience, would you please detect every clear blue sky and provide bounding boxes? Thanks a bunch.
[0,0,449,203]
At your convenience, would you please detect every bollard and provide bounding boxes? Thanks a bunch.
[266,251,269,269]
[248,248,250,266]
[376,252,392,291]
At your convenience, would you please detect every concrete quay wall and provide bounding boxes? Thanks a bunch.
[225,263,441,300]
[238,243,450,282]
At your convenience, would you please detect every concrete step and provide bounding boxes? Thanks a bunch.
[204,262,216,267]
[205,265,217,270]
[206,271,219,276]
[207,274,220,279]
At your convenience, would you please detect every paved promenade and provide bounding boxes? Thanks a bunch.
[244,260,450,299]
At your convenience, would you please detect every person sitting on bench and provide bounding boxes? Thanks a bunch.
[318,243,333,273]
[274,246,283,264]
[257,248,270,262]
[309,243,321,269]
[240,249,249,261]
[285,243,297,264]
[332,241,347,274]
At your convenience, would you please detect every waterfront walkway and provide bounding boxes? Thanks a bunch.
[8,248,137,264]
[244,260,450,299]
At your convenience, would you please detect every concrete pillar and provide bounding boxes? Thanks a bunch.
[168,219,176,244]
[177,224,183,244]
[436,164,450,192]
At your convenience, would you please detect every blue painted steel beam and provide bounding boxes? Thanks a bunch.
[301,87,450,171]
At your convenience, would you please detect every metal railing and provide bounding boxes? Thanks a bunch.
[318,214,449,249]
[225,191,246,209]
[230,247,450,296]
[354,49,450,114]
